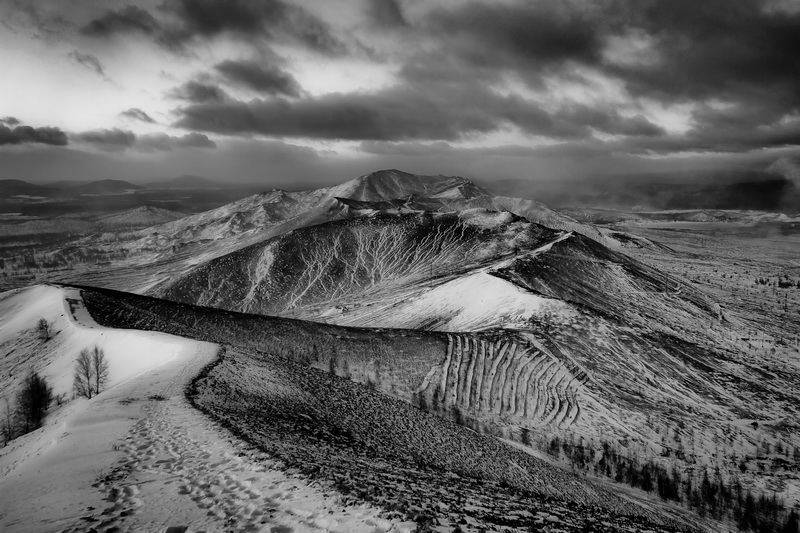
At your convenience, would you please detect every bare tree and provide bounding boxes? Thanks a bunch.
[73,348,95,399]
[91,346,109,397]
[37,317,52,341]
[74,346,110,399]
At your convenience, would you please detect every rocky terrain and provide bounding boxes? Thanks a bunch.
[1,170,798,532]
[145,175,800,522]
[77,283,699,531]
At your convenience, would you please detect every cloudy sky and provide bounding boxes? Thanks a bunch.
[2,0,800,187]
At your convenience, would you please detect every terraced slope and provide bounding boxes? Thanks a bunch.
[82,285,588,434]
[74,284,700,530]
[422,334,588,430]
[81,279,795,462]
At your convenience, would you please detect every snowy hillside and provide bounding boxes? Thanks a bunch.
[0,284,705,531]
[0,285,414,532]
[3,169,798,532]
[57,169,624,294]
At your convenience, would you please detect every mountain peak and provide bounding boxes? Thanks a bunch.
[333,169,486,202]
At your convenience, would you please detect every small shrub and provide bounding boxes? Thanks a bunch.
[37,317,52,341]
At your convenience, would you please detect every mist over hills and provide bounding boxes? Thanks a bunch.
[144,175,221,189]
[483,169,800,213]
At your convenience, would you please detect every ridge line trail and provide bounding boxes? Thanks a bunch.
[1,288,407,533]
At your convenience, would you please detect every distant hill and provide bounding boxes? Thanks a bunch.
[98,206,186,228]
[45,180,93,189]
[145,175,220,189]
[68,179,143,196]
[0,179,56,198]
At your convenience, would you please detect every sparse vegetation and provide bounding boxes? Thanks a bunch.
[2,371,55,446]
[37,317,52,341]
[549,436,800,533]
[2,395,15,446]
[73,345,109,399]
[15,371,54,433]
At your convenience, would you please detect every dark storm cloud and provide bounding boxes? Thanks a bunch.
[0,117,21,126]
[80,5,160,37]
[558,107,665,137]
[0,124,68,146]
[82,0,349,55]
[120,108,157,124]
[634,118,800,154]
[69,0,800,155]
[607,1,800,105]
[136,132,217,151]
[173,79,669,142]
[74,129,216,152]
[214,60,303,97]
[367,0,409,28]
[407,0,800,153]
[420,1,800,102]
[173,83,607,141]
[424,1,603,75]
[68,50,108,78]
[164,0,349,54]
[170,81,230,103]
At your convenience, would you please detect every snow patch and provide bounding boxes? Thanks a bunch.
[381,272,572,331]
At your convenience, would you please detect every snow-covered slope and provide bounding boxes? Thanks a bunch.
[0,285,195,398]
[75,284,708,531]
[157,209,559,314]
[150,198,800,516]
[0,285,413,532]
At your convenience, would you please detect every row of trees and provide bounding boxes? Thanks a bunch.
[754,277,800,289]
[548,437,799,533]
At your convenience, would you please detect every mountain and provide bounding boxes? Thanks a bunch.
[67,179,143,196]
[0,179,56,198]
[2,169,799,531]
[156,199,767,453]
[97,205,187,229]
[63,169,648,295]
[44,179,93,189]
[140,170,800,525]
[145,175,221,189]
